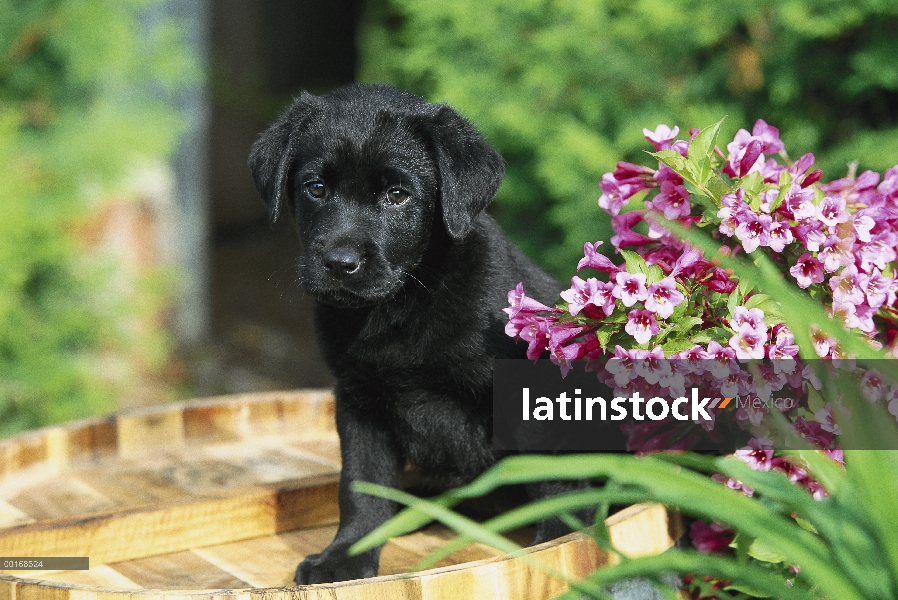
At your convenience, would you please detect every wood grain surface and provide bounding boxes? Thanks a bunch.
[0,390,682,600]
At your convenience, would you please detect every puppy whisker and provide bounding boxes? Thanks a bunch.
[400,269,428,291]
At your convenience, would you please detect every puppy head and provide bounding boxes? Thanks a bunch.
[248,84,504,306]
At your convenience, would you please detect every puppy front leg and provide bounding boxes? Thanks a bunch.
[294,401,403,585]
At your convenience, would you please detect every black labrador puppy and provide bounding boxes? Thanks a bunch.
[249,84,572,585]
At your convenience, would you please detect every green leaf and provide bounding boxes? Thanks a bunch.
[620,250,649,275]
[740,171,764,193]
[705,175,733,205]
[646,264,666,285]
[688,117,726,163]
[795,516,819,534]
[661,337,698,355]
[650,149,688,173]
[747,537,788,563]
[724,582,775,598]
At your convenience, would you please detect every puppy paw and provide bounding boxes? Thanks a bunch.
[293,550,379,585]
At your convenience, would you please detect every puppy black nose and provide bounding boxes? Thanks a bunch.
[323,249,361,278]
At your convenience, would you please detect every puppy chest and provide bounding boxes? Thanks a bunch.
[391,398,497,479]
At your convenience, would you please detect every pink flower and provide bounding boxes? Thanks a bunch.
[577,241,621,273]
[614,161,656,180]
[726,131,764,178]
[548,323,593,377]
[766,220,794,252]
[734,212,771,253]
[605,345,638,387]
[878,165,898,197]
[517,315,555,360]
[702,267,737,294]
[806,480,829,501]
[860,369,887,402]
[767,327,799,369]
[735,437,775,471]
[612,271,649,307]
[712,473,754,497]
[504,282,559,337]
[632,346,670,384]
[734,396,768,426]
[706,341,738,378]
[560,276,616,317]
[750,119,785,154]
[810,329,834,358]
[863,269,894,309]
[670,345,710,375]
[792,416,834,449]
[814,403,841,435]
[644,277,684,319]
[717,189,750,236]
[819,235,854,272]
[729,322,767,360]
[817,195,850,228]
[598,172,639,215]
[858,232,898,272]
[752,365,787,401]
[779,184,817,220]
[690,520,735,554]
[730,306,767,333]
[793,220,827,252]
[790,254,824,288]
[610,211,654,247]
[643,124,680,151]
[852,212,876,242]
[772,457,808,484]
[826,447,845,466]
[829,265,867,306]
[648,180,692,219]
[625,309,660,344]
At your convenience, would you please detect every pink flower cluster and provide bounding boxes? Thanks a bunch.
[509,119,898,595]
[506,118,898,458]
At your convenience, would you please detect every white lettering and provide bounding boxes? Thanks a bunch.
[523,388,529,421]
[611,397,627,420]
[556,392,572,421]
[691,388,712,421]
[534,396,553,420]
[646,397,669,420]
[586,397,606,420]
[672,397,689,420]
[629,391,645,421]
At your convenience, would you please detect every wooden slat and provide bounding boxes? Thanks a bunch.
[0,475,339,565]
[111,551,249,590]
[116,409,186,459]
[40,565,143,590]
[6,477,118,521]
[607,502,683,559]
[0,504,679,599]
[0,500,33,528]
[190,535,305,588]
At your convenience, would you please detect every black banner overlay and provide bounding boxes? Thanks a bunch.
[492,358,898,452]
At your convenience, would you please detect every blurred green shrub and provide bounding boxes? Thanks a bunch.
[359,0,898,277]
[0,0,197,436]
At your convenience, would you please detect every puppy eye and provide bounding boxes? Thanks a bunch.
[385,186,410,206]
[305,181,327,199]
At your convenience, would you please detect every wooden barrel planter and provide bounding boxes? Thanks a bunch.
[0,390,682,599]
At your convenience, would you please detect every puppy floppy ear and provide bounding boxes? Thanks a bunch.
[248,92,320,224]
[426,104,505,239]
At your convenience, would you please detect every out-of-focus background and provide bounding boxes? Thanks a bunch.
[2,0,897,437]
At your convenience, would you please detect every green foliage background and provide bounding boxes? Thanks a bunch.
[359,0,898,278]
[0,0,196,436]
